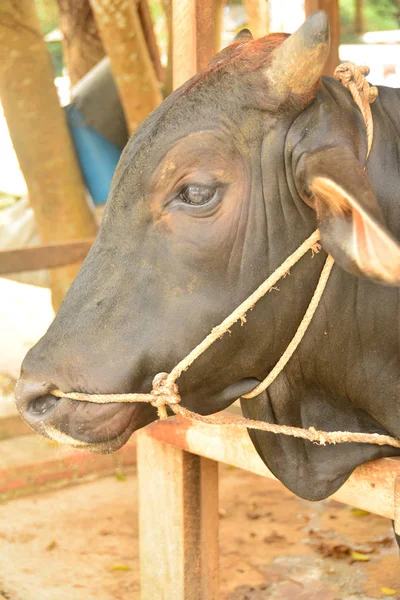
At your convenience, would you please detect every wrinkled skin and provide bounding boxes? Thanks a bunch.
[16,13,400,501]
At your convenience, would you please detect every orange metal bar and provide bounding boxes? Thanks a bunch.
[144,416,400,522]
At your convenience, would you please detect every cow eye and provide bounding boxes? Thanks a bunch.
[179,184,217,205]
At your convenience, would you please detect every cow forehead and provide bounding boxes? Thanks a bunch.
[129,33,291,141]
[114,94,256,194]
[113,34,293,191]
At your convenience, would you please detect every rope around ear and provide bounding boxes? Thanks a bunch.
[51,63,400,450]
[333,62,377,159]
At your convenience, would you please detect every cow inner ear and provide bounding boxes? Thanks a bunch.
[302,147,400,286]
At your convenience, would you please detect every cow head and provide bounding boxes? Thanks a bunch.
[15,13,400,492]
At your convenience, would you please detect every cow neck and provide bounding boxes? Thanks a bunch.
[51,64,400,450]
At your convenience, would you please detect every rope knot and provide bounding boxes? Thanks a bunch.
[356,66,379,104]
[334,62,377,104]
[333,61,378,159]
[150,372,181,420]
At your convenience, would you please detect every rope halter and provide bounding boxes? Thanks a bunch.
[150,373,181,420]
[334,62,377,159]
[52,63,400,449]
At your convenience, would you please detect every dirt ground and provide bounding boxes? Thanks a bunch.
[0,462,398,600]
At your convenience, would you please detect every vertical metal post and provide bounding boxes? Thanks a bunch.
[138,431,219,599]
[172,0,220,88]
[139,2,221,597]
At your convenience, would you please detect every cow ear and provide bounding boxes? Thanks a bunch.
[302,147,400,285]
[233,29,254,42]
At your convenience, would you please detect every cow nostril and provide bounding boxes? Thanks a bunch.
[15,378,62,423]
[29,394,59,416]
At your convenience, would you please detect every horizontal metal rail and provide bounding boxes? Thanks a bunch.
[143,415,400,522]
[137,415,400,599]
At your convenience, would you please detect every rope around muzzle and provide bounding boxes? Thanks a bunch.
[52,229,327,419]
[52,63,400,450]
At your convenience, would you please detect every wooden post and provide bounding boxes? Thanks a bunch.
[89,0,162,134]
[195,0,220,71]
[213,0,225,54]
[0,0,98,310]
[137,431,219,600]
[243,0,270,39]
[161,0,173,96]
[58,0,106,86]
[354,0,364,36]
[394,477,400,537]
[305,0,340,76]
[172,0,219,88]
[172,0,197,88]
[138,0,165,83]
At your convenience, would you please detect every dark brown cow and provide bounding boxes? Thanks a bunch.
[16,13,400,507]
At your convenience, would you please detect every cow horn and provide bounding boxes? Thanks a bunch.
[234,29,254,42]
[267,11,330,101]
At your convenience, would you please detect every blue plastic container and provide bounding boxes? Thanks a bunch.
[65,104,122,206]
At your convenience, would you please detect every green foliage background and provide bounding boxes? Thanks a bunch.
[33,0,400,77]
[339,0,399,43]
[34,0,63,76]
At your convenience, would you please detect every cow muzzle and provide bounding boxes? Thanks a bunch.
[15,377,156,452]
